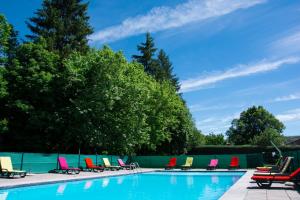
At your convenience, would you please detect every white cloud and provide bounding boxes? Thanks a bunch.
[272,30,300,54]
[189,103,244,113]
[274,93,300,102]
[89,0,266,43]
[276,109,300,122]
[196,112,240,134]
[180,57,300,93]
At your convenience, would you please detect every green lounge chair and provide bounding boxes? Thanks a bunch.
[181,157,193,170]
[0,157,26,178]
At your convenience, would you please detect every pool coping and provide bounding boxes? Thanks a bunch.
[0,169,157,190]
[219,169,254,200]
[0,169,249,191]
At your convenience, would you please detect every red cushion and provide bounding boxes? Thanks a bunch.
[251,175,290,181]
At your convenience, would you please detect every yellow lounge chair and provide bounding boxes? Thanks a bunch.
[0,157,26,178]
[102,158,121,171]
[181,157,193,170]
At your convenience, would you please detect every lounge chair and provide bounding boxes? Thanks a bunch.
[254,157,293,176]
[0,157,26,178]
[207,159,219,170]
[117,159,136,170]
[165,157,177,170]
[256,156,283,171]
[85,158,104,172]
[229,156,239,169]
[103,158,121,170]
[251,167,300,188]
[58,157,80,174]
[181,157,193,170]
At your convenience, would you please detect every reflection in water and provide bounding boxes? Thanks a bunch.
[102,178,110,188]
[117,176,124,185]
[211,175,219,184]
[187,175,194,187]
[84,181,93,190]
[0,192,8,200]
[170,175,177,185]
[56,184,67,195]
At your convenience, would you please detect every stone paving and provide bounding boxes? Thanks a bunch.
[220,170,300,200]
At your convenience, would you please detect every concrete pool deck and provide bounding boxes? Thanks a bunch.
[0,168,156,189]
[0,169,299,199]
[220,170,300,200]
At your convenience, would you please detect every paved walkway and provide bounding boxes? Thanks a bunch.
[220,170,300,200]
[0,168,155,189]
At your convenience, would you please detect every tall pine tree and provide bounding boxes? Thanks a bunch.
[132,32,158,76]
[26,0,93,58]
[157,49,180,91]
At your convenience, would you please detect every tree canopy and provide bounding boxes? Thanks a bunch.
[26,0,93,58]
[226,106,285,145]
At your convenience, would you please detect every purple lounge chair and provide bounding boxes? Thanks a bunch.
[117,159,136,170]
[207,159,218,170]
[58,157,80,174]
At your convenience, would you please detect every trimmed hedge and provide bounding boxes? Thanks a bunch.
[188,145,300,154]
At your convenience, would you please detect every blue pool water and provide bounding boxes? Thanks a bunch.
[0,172,244,200]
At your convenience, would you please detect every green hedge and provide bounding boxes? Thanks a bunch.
[188,145,300,154]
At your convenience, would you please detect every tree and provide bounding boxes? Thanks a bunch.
[26,0,93,58]
[251,128,285,146]
[226,106,285,145]
[205,133,226,145]
[3,39,60,151]
[132,32,158,76]
[0,14,12,65]
[157,49,180,91]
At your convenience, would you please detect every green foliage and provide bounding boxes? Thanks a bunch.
[157,49,180,91]
[226,106,285,145]
[205,133,226,145]
[62,47,198,154]
[251,128,285,146]
[26,0,93,58]
[0,14,12,65]
[3,39,60,149]
[132,32,158,76]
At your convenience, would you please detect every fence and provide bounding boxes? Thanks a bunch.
[1,150,300,173]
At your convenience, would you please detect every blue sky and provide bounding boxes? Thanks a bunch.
[1,0,300,136]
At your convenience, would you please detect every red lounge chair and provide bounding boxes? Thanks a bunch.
[165,157,177,170]
[251,168,300,188]
[85,158,104,172]
[229,157,239,169]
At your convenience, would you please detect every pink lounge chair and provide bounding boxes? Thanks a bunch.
[117,159,136,170]
[58,157,80,174]
[207,159,218,170]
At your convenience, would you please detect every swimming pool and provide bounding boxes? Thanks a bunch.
[0,171,244,200]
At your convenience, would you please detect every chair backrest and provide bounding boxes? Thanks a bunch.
[211,159,218,166]
[278,157,288,171]
[58,157,69,170]
[186,157,193,166]
[230,157,239,165]
[103,158,111,167]
[280,157,293,174]
[117,159,125,167]
[169,157,177,166]
[85,158,94,168]
[289,168,300,178]
[0,157,14,172]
